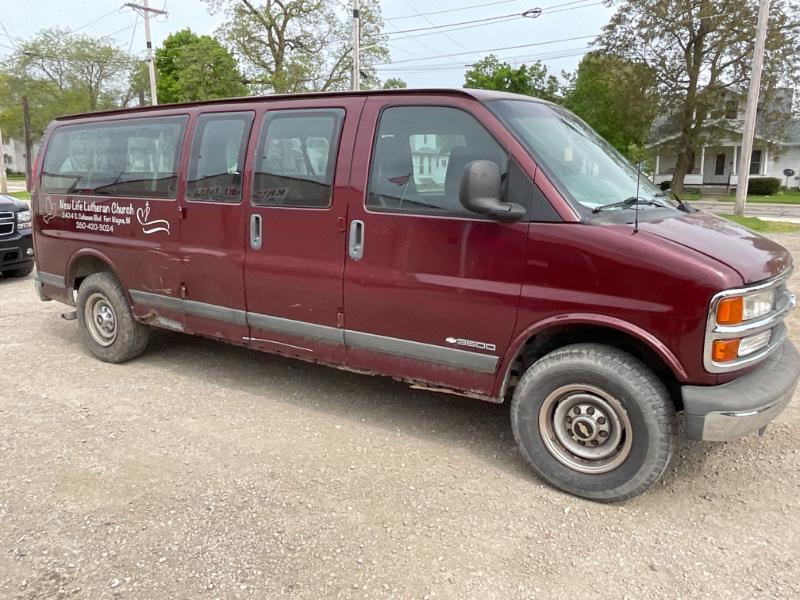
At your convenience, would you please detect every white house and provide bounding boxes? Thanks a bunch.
[1,136,40,175]
[651,89,800,190]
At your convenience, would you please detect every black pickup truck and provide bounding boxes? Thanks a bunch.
[0,193,34,278]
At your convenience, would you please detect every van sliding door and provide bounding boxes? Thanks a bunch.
[242,98,364,363]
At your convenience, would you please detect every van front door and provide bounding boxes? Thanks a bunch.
[243,99,362,363]
[342,98,530,397]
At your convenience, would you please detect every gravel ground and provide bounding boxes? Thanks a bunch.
[1,236,800,600]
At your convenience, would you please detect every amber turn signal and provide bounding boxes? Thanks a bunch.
[712,339,741,362]
[716,297,744,325]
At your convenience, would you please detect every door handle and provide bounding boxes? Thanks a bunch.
[349,219,364,261]
[250,214,262,250]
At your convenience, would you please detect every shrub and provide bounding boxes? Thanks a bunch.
[747,177,781,196]
[659,180,671,191]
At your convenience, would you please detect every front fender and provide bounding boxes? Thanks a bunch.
[493,313,690,399]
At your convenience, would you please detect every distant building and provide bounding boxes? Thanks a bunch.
[650,88,800,189]
[1,137,41,175]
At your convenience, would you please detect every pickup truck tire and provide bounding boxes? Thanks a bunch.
[511,343,674,502]
[76,272,149,363]
[2,264,34,278]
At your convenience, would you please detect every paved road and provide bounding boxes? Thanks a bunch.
[694,200,800,223]
[1,238,800,599]
[2,180,27,193]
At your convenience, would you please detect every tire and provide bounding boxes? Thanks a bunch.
[511,343,675,502]
[2,263,34,278]
[76,272,149,363]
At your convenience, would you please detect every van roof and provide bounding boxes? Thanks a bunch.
[54,88,545,121]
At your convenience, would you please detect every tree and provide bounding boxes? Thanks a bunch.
[205,0,389,93]
[598,0,800,193]
[563,52,658,157]
[382,77,407,89]
[464,55,560,102]
[155,29,248,103]
[0,28,137,139]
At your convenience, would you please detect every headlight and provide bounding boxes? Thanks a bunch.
[16,210,32,228]
[715,288,775,325]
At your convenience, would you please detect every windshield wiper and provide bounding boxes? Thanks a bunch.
[592,196,663,213]
[657,190,694,213]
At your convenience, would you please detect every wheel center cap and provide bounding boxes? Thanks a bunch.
[572,417,596,441]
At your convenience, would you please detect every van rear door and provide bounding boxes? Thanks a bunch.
[242,98,363,363]
[341,96,529,396]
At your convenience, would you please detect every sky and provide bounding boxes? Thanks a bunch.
[0,0,617,87]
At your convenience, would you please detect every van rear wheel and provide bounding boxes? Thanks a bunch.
[76,272,149,363]
[510,343,675,502]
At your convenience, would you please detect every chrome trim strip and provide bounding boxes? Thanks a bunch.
[129,290,498,373]
[37,271,66,288]
[704,270,795,373]
[346,330,499,374]
[247,312,344,344]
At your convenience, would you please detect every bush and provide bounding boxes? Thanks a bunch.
[659,180,671,191]
[747,177,781,196]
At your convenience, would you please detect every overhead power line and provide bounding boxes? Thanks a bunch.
[386,0,522,21]
[375,33,597,66]
[71,8,123,33]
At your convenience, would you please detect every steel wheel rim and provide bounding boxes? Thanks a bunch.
[84,292,117,347]
[538,384,633,474]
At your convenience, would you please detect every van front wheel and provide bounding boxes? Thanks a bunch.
[76,272,149,363]
[511,344,675,502]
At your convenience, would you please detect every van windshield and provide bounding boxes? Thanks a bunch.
[488,99,674,213]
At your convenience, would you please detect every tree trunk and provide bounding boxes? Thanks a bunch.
[671,148,690,194]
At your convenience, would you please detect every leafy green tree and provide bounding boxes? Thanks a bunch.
[205,0,388,93]
[155,28,248,103]
[382,77,407,89]
[464,55,559,102]
[563,52,658,158]
[598,0,800,193]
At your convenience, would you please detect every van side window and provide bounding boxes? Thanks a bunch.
[186,112,254,203]
[367,106,508,216]
[251,109,344,208]
[41,116,187,198]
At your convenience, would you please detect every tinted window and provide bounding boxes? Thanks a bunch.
[187,112,254,203]
[42,116,187,197]
[252,109,344,208]
[368,106,507,216]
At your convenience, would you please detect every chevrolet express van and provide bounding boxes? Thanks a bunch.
[31,89,799,501]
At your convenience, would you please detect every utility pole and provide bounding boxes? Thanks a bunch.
[22,96,32,192]
[0,127,7,194]
[125,1,168,105]
[352,0,360,91]
[735,0,771,217]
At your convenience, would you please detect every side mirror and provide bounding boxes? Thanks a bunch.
[458,160,526,222]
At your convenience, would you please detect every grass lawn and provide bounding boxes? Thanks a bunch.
[717,191,800,204]
[6,191,31,201]
[6,174,26,181]
[720,214,800,234]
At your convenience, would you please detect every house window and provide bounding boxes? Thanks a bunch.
[749,150,762,175]
[714,153,726,176]
[724,100,738,120]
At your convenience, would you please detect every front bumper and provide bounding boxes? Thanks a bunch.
[682,340,800,441]
[0,231,34,269]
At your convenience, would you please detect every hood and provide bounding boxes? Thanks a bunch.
[638,211,792,285]
[0,194,27,212]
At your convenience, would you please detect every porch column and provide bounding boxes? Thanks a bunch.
[655,153,660,176]
[699,146,706,178]
[762,145,769,175]
[732,145,737,175]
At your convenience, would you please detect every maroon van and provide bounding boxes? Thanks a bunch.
[31,89,798,501]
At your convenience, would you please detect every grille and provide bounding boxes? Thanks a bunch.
[0,212,14,237]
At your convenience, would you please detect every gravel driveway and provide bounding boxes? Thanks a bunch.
[1,235,799,599]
